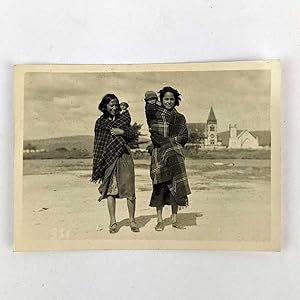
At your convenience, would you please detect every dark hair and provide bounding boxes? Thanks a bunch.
[98,94,120,114]
[120,102,129,109]
[158,86,181,107]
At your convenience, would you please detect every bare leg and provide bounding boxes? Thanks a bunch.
[127,197,136,222]
[127,197,139,232]
[171,204,178,223]
[155,206,164,231]
[157,206,163,223]
[107,196,116,226]
[171,203,186,229]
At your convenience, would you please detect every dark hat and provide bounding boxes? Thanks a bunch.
[144,90,158,101]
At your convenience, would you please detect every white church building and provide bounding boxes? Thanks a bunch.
[228,124,261,149]
[187,108,271,149]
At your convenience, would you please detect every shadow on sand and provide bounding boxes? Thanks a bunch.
[117,212,204,231]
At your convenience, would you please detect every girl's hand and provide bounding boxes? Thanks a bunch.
[111,128,124,136]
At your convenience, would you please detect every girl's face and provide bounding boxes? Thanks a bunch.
[120,104,127,111]
[146,97,158,105]
[106,99,119,116]
[162,92,176,110]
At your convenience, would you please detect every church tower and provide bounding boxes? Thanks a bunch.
[206,107,217,146]
[228,124,239,148]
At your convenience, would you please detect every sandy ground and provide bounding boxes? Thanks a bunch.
[22,159,271,242]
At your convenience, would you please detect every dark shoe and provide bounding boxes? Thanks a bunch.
[155,222,164,231]
[109,222,118,233]
[130,221,140,232]
[172,222,186,230]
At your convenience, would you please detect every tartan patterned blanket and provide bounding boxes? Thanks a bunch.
[145,103,174,138]
[91,112,134,183]
[148,105,191,204]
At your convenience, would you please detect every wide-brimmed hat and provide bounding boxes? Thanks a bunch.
[144,90,158,101]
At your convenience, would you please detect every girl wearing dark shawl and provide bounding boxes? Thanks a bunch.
[92,94,139,233]
[146,87,191,231]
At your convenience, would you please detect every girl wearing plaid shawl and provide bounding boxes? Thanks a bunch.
[145,87,191,231]
[92,94,139,233]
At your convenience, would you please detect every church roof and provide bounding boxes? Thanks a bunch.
[237,130,257,140]
[207,107,217,122]
[251,131,271,146]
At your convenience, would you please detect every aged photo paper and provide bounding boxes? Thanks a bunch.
[13,61,280,251]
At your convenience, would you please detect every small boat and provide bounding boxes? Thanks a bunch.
[213,162,225,166]
[213,162,235,167]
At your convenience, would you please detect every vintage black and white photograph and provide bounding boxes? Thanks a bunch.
[13,61,280,251]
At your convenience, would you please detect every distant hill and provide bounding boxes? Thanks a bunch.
[218,130,271,147]
[24,134,151,153]
[24,135,94,153]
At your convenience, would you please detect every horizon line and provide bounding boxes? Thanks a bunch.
[24,129,271,142]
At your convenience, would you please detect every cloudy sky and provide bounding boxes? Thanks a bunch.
[24,70,270,140]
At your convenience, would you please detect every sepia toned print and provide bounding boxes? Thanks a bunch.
[14,61,280,251]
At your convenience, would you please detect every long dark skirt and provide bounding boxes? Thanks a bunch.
[98,150,135,201]
[150,181,188,207]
